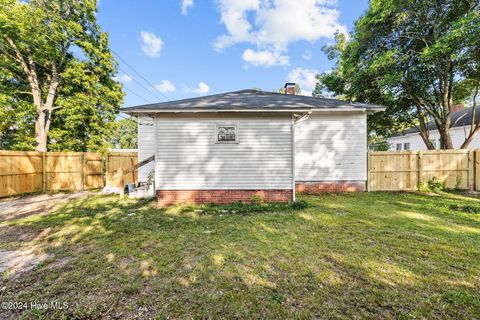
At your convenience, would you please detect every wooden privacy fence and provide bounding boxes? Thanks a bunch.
[368,150,478,191]
[4,149,480,197]
[106,151,138,188]
[0,151,103,197]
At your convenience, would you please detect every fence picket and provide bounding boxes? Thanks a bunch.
[368,150,476,191]
[0,151,104,197]
[2,149,480,197]
[106,152,138,188]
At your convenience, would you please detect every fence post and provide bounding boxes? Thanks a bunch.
[406,151,411,189]
[81,152,86,191]
[417,151,423,189]
[42,152,46,193]
[119,168,125,198]
[366,151,371,192]
[468,150,474,190]
[105,152,109,186]
[475,149,480,191]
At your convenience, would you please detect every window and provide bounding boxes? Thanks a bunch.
[215,124,238,143]
[396,143,402,151]
[403,143,410,150]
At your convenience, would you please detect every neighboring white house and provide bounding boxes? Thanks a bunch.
[386,106,480,150]
[123,84,384,205]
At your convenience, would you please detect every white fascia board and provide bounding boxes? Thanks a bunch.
[124,108,383,114]
[125,109,310,113]
[366,108,385,114]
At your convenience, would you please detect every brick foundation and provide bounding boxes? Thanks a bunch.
[157,189,292,206]
[296,181,365,193]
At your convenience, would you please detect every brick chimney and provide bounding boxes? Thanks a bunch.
[452,104,465,113]
[284,82,296,95]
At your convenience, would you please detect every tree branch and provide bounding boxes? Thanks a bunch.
[44,64,60,111]
[460,85,479,148]
[7,38,42,109]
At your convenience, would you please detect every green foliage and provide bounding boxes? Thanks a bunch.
[110,117,137,150]
[178,199,310,215]
[271,291,285,305]
[250,194,265,204]
[290,199,309,210]
[147,169,155,185]
[370,141,390,151]
[450,204,480,214]
[122,282,140,295]
[0,0,124,151]
[418,177,446,193]
[316,0,480,146]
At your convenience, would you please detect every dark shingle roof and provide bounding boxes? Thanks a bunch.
[392,106,480,137]
[121,89,384,113]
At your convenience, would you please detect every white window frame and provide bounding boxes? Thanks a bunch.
[215,124,239,144]
[396,143,402,151]
[403,142,410,150]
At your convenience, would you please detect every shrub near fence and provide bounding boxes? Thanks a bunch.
[368,150,477,191]
[0,151,103,197]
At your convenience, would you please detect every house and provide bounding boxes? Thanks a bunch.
[386,106,480,150]
[122,84,384,206]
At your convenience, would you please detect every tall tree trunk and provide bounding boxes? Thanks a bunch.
[438,60,454,149]
[415,105,436,149]
[35,110,49,152]
[7,38,60,152]
[37,65,59,152]
[438,126,454,149]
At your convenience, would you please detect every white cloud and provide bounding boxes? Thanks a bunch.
[242,48,289,67]
[213,0,346,66]
[193,82,210,94]
[287,67,318,95]
[302,50,312,60]
[184,82,210,95]
[140,31,163,58]
[155,80,176,93]
[113,74,133,83]
[181,0,193,15]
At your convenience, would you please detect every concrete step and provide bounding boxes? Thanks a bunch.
[128,184,155,199]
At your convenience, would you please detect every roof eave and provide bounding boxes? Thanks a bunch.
[123,108,312,114]
[366,107,386,114]
[122,107,385,114]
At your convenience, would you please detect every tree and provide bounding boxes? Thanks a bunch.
[316,0,480,149]
[110,117,137,150]
[0,0,123,152]
[369,140,390,151]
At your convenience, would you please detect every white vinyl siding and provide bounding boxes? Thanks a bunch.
[295,112,367,181]
[155,113,292,190]
[137,115,156,183]
[387,126,480,150]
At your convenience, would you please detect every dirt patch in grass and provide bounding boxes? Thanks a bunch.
[0,249,51,276]
[0,225,40,247]
[0,192,95,222]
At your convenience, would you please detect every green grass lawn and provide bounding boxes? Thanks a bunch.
[1,192,480,319]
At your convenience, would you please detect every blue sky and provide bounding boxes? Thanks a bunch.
[96,0,369,108]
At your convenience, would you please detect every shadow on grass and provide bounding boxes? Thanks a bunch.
[1,192,480,319]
